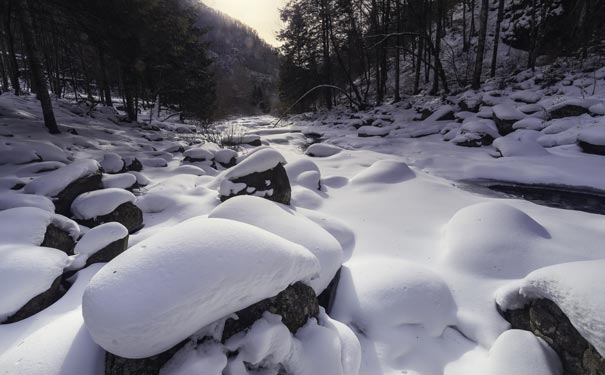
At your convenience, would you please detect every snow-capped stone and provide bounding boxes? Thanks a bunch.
[139,157,168,167]
[589,103,605,116]
[210,196,343,293]
[305,143,342,157]
[510,90,543,104]
[513,117,546,131]
[351,160,414,185]
[493,104,526,135]
[100,153,125,174]
[69,222,129,270]
[0,192,54,212]
[496,259,605,357]
[82,218,320,359]
[493,130,549,157]
[24,159,101,198]
[102,173,137,190]
[0,207,79,247]
[452,119,499,147]
[443,202,551,278]
[71,188,136,220]
[0,244,68,322]
[214,149,238,167]
[357,126,390,137]
[224,148,286,180]
[183,147,214,162]
[548,99,593,119]
[577,125,605,155]
[285,159,320,182]
[0,144,40,165]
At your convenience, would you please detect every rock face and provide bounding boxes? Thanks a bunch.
[549,104,589,119]
[104,282,319,375]
[54,172,103,216]
[222,282,319,341]
[85,236,129,266]
[78,202,143,233]
[41,224,76,255]
[578,141,605,156]
[220,164,291,205]
[4,276,64,324]
[501,299,605,375]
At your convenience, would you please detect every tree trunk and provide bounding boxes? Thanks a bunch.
[394,0,401,102]
[472,0,489,89]
[15,0,59,133]
[490,0,506,77]
[2,5,21,95]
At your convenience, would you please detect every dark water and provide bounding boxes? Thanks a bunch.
[459,180,605,215]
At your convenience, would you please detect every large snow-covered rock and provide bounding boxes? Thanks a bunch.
[210,196,343,293]
[351,160,415,185]
[219,148,291,204]
[71,188,142,233]
[0,192,54,212]
[0,244,68,322]
[451,119,499,147]
[69,222,129,270]
[493,130,549,157]
[100,153,126,174]
[24,159,103,215]
[82,218,320,359]
[305,143,342,157]
[492,104,526,135]
[577,125,605,155]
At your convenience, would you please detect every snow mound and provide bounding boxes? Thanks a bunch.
[578,125,605,146]
[332,258,457,338]
[71,188,136,220]
[69,222,129,270]
[357,126,390,137]
[351,160,415,185]
[513,117,546,131]
[297,170,322,190]
[209,196,342,293]
[493,130,549,157]
[0,244,68,321]
[135,192,176,214]
[183,147,214,161]
[15,161,66,177]
[0,192,54,212]
[0,207,79,245]
[174,165,207,176]
[496,259,605,356]
[102,173,137,189]
[223,148,286,180]
[100,153,125,173]
[82,217,320,358]
[305,143,342,157]
[285,159,320,182]
[510,90,542,104]
[214,149,237,165]
[493,104,525,121]
[443,202,550,278]
[140,157,168,167]
[0,144,40,165]
[484,330,562,375]
[24,159,100,197]
[162,311,360,375]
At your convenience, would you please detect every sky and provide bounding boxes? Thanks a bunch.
[203,0,287,47]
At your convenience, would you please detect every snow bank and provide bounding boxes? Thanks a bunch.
[443,202,551,278]
[496,259,605,356]
[209,196,343,293]
[0,207,79,245]
[351,160,415,185]
[578,125,605,146]
[69,222,129,270]
[24,159,100,197]
[484,330,562,375]
[305,143,342,157]
[0,192,54,212]
[223,148,286,180]
[0,244,68,321]
[82,218,320,358]
[71,188,136,220]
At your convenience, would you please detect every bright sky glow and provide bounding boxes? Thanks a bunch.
[203,0,287,47]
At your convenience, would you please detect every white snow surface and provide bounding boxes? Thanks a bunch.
[0,244,68,321]
[0,206,79,245]
[24,159,100,197]
[71,188,136,220]
[578,124,605,145]
[0,192,54,212]
[496,259,605,356]
[82,217,320,358]
[209,196,343,293]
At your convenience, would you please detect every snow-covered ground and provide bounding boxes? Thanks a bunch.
[1,63,605,375]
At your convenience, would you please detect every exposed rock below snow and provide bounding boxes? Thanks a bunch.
[24,159,103,215]
[77,202,143,234]
[71,188,137,220]
[214,149,237,168]
[69,222,129,270]
[493,104,526,135]
[548,100,591,119]
[577,125,605,155]
[222,134,261,147]
[219,148,291,204]
[210,196,343,294]
[305,143,342,157]
[41,223,76,255]
[82,218,320,359]
[451,119,499,147]
[124,157,143,172]
[0,245,68,323]
[222,282,319,341]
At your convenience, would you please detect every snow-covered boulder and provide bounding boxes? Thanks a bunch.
[493,104,526,135]
[443,202,551,278]
[69,222,129,270]
[183,147,214,163]
[214,148,238,168]
[71,188,142,233]
[102,173,138,190]
[82,217,320,359]
[577,125,605,155]
[351,160,415,185]
[0,207,79,254]
[510,90,543,104]
[497,260,605,375]
[357,126,390,137]
[305,143,342,157]
[24,159,103,215]
[210,196,343,294]
[513,117,546,131]
[451,119,499,147]
[0,192,54,212]
[548,99,592,119]
[100,153,126,174]
[0,244,68,323]
[139,157,168,168]
[493,130,549,157]
[219,148,291,205]
[222,134,261,147]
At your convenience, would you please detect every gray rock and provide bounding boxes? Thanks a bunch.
[549,104,589,119]
[77,202,143,234]
[85,235,129,266]
[578,141,605,156]
[41,224,75,255]
[220,163,291,205]
[501,298,605,375]
[105,341,187,375]
[54,172,103,216]
[4,276,64,324]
